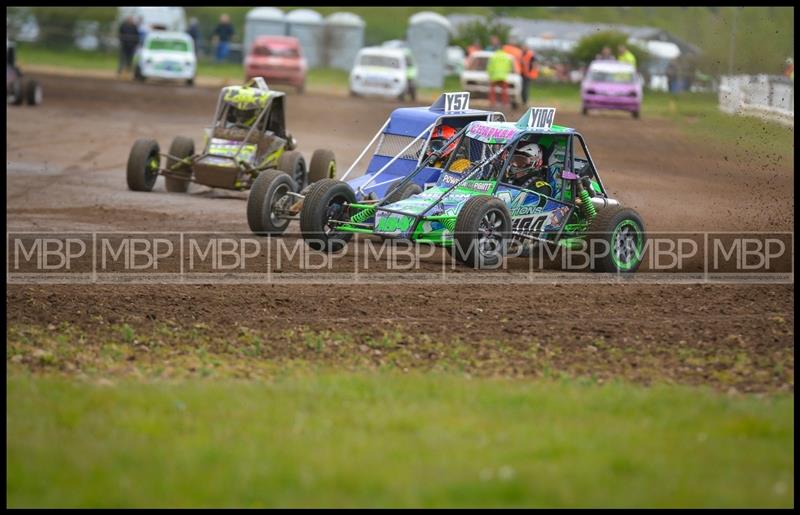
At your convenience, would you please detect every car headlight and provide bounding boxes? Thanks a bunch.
[393,77,399,83]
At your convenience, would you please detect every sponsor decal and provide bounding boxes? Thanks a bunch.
[467,123,519,142]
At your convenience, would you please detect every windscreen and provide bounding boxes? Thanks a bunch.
[360,55,401,69]
[443,135,508,180]
[147,38,190,52]
[588,70,635,83]
[466,56,488,71]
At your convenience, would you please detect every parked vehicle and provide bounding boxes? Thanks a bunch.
[581,60,643,118]
[244,36,307,94]
[445,46,466,76]
[6,39,42,106]
[118,6,187,34]
[460,50,523,109]
[126,77,335,197]
[133,31,196,85]
[300,106,647,273]
[349,46,418,102]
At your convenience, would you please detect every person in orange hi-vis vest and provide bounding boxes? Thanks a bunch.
[519,42,538,107]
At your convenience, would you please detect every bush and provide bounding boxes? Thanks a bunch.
[570,30,649,69]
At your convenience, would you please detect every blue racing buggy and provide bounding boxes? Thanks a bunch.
[246,92,504,235]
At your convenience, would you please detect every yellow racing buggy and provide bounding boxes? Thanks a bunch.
[125,77,335,194]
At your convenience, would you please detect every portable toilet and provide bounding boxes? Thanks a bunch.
[324,12,365,71]
[406,11,452,89]
[286,9,324,69]
[244,7,286,61]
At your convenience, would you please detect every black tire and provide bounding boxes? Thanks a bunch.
[408,82,417,102]
[126,139,160,192]
[308,148,336,183]
[165,136,194,193]
[134,65,144,81]
[10,78,23,105]
[24,79,42,105]
[247,169,296,235]
[300,179,356,252]
[511,99,519,110]
[582,107,588,116]
[632,110,640,119]
[586,206,646,273]
[186,77,195,86]
[278,150,307,190]
[448,196,511,269]
[383,182,422,205]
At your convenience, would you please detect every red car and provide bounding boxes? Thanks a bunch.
[244,36,307,93]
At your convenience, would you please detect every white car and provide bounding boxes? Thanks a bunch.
[349,47,418,102]
[460,50,522,108]
[134,31,196,86]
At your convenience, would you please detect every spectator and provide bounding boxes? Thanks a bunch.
[135,15,146,48]
[117,15,140,76]
[596,46,615,61]
[617,44,637,68]
[212,14,235,63]
[519,42,537,107]
[486,37,513,109]
[188,17,201,55]
[467,39,482,57]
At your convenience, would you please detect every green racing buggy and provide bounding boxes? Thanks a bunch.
[126,77,335,194]
[300,107,647,273]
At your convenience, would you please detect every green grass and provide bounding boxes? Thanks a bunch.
[7,372,793,508]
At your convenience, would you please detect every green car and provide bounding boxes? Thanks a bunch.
[300,107,646,272]
[126,77,335,195]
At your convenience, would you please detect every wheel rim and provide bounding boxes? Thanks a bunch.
[324,198,347,236]
[146,154,159,186]
[611,219,643,271]
[269,184,291,226]
[477,209,505,258]
[294,162,305,187]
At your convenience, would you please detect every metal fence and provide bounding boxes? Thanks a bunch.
[719,75,794,127]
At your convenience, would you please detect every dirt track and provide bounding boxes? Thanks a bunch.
[6,74,795,391]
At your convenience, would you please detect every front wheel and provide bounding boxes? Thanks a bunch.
[126,139,161,192]
[586,206,646,273]
[308,148,336,183]
[300,179,356,252]
[632,110,640,119]
[449,196,511,269]
[10,78,23,105]
[24,79,42,105]
[247,169,296,235]
[165,136,194,193]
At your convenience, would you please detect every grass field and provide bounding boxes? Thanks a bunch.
[7,372,793,508]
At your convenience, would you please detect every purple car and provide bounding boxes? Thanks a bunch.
[581,61,642,119]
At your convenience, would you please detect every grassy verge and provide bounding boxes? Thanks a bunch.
[7,371,793,508]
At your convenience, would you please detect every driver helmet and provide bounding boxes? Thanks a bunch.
[231,107,258,127]
[509,143,543,177]
[429,124,458,155]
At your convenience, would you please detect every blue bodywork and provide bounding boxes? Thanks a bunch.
[345,98,500,201]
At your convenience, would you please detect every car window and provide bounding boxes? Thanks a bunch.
[466,56,488,71]
[360,55,401,69]
[588,70,635,83]
[254,45,299,58]
[147,39,189,52]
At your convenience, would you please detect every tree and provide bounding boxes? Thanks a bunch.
[451,18,513,51]
[570,30,649,69]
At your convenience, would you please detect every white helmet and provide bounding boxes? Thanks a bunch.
[510,143,543,172]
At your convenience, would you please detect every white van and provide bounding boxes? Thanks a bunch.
[118,6,187,34]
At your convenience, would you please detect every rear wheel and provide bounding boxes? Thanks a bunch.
[186,77,194,86]
[632,110,640,119]
[24,79,42,105]
[586,206,646,273]
[126,139,160,192]
[165,136,194,193]
[10,78,23,105]
[582,107,588,116]
[308,148,336,183]
[247,169,296,235]
[448,196,511,269]
[278,150,306,190]
[300,179,356,252]
[134,65,145,81]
